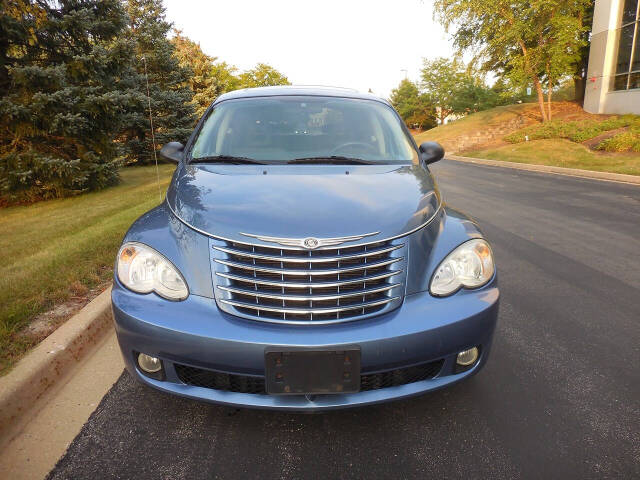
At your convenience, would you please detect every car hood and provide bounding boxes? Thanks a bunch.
[166,164,441,245]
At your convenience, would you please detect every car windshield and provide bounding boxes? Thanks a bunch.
[189,96,417,164]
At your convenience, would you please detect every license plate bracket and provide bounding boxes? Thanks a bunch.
[265,347,361,395]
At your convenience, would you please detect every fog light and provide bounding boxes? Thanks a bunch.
[138,353,162,373]
[456,347,479,366]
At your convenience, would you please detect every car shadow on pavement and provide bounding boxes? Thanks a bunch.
[47,369,517,480]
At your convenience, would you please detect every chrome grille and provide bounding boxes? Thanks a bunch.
[211,237,407,324]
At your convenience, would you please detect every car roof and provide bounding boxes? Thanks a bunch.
[213,85,390,106]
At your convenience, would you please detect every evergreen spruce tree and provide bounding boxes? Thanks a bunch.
[0,0,137,203]
[122,0,195,164]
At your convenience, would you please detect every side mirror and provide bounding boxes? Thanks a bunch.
[159,141,185,163]
[418,141,444,165]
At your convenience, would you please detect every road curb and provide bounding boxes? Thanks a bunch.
[446,155,640,185]
[0,287,113,445]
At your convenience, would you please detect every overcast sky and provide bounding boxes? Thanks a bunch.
[163,0,455,99]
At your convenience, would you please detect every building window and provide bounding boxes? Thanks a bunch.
[612,0,640,90]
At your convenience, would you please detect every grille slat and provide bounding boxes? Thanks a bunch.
[217,283,401,301]
[213,244,403,263]
[216,270,403,289]
[213,237,405,324]
[220,296,400,315]
[215,257,403,276]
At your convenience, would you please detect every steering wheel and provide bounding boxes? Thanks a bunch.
[330,142,378,156]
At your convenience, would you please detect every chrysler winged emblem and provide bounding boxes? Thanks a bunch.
[303,237,319,249]
[239,231,380,249]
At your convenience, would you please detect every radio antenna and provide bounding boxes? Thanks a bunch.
[142,56,162,203]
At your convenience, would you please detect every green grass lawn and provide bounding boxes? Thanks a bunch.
[466,139,640,176]
[0,164,175,374]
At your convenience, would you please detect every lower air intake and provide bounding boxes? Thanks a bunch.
[174,360,444,394]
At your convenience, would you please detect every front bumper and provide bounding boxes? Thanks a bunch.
[112,280,499,411]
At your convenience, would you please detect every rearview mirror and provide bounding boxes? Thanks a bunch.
[418,141,444,165]
[159,141,185,163]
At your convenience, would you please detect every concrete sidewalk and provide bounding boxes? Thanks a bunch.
[0,287,120,479]
[447,154,640,185]
[0,332,123,479]
[0,289,114,443]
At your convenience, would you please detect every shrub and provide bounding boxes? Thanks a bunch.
[504,115,640,145]
[596,131,640,152]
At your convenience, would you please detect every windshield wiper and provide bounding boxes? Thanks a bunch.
[190,155,266,165]
[287,156,375,165]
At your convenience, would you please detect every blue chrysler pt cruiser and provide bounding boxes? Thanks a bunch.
[112,86,499,411]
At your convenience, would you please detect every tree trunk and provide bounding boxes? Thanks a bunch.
[517,38,547,122]
[533,76,548,122]
[574,76,586,103]
[573,46,588,104]
[547,76,552,121]
[574,4,593,105]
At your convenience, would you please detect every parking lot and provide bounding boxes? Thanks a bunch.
[48,161,640,479]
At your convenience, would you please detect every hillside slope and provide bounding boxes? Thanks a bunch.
[413,102,640,175]
[413,102,594,153]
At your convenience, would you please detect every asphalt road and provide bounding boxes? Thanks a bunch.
[49,161,640,479]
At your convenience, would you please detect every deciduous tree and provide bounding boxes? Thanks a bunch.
[171,31,240,117]
[420,57,501,124]
[239,63,290,88]
[573,3,594,103]
[433,0,590,122]
[420,57,464,124]
[389,79,437,130]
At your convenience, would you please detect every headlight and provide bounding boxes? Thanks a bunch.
[430,239,495,297]
[117,242,189,301]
